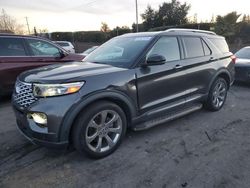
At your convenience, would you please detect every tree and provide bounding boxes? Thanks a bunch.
[141,0,191,30]
[141,5,156,31]
[215,12,241,38]
[100,22,110,33]
[0,9,24,34]
[156,0,191,26]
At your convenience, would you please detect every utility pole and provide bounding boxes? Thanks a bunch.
[135,0,139,32]
[25,17,31,34]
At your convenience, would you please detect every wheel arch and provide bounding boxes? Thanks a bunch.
[59,91,137,142]
[207,69,232,93]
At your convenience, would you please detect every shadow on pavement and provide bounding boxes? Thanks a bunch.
[233,81,250,88]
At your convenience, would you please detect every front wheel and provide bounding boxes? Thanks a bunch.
[204,77,228,111]
[72,101,127,158]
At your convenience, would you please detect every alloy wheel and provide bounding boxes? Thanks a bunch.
[212,80,227,108]
[85,110,123,153]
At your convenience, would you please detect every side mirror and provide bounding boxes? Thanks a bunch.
[55,50,68,59]
[146,54,166,66]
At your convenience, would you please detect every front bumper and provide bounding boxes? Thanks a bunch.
[12,90,81,149]
[13,106,68,149]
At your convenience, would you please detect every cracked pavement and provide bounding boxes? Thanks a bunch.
[1,83,250,188]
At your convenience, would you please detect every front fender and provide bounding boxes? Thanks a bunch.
[58,90,137,142]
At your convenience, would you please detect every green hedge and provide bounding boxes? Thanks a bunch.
[50,29,132,44]
[48,22,250,45]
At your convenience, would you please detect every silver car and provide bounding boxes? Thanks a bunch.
[54,41,75,53]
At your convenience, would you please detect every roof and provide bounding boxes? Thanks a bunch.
[121,28,221,38]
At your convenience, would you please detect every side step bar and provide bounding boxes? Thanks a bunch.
[133,104,203,131]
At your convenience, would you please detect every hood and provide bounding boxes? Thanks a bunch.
[65,53,85,61]
[19,62,127,84]
[235,58,250,66]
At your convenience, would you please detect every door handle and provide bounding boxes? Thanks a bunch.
[174,64,183,70]
[209,57,215,61]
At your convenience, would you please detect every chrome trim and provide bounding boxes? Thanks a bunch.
[13,79,37,108]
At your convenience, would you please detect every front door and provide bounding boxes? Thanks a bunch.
[136,36,187,115]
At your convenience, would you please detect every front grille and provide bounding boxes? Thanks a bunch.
[13,80,37,108]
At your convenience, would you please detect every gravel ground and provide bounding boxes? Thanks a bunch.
[0,84,250,188]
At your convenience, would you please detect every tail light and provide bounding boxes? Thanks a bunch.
[231,55,236,64]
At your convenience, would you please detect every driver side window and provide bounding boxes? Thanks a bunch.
[147,37,180,62]
[27,39,60,57]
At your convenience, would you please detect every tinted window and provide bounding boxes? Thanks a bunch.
[235,47,250,59]
[147,37,180,62]
[182,37,204,58]
[202,40,211,56]
[0,37,26,56]
[209,38,229,53]
[27,39,60,56]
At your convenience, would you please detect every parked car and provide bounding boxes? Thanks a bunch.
[54,41,75,53]
[0,34,84,96]
[234,46,250,82]
[81,46,99,56]
[12,29,235,158]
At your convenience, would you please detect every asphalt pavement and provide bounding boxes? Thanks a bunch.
[1,84,250,188]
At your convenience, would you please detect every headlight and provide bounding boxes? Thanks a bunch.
[33,82,85,97]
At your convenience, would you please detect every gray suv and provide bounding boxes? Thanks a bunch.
[12,29,235,158]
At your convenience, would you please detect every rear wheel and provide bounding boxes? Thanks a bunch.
[72,101,127,158]
[204,77,228,111]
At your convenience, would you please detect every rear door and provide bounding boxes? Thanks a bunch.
[180,36,214,101]
[136,36,187,115]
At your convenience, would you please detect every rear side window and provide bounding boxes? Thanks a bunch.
[202,40,211,56]
[0,37,26,56]
[182,37,204,58]
[209,38,229,53]
[147,37,180,62]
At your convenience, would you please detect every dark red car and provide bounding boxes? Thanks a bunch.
[0,34,84,96]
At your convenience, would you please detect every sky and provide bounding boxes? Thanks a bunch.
[0,0,250,33]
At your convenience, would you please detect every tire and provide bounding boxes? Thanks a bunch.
[204,77,228,111]
[72,101,127,159]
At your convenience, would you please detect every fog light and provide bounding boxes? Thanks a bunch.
[27,113,47,125]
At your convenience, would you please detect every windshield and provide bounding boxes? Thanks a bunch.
[83,46,98,54]
[235,47,250,59]
[83,36,153,68]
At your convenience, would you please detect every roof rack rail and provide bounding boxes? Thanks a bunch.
[166,28,216,35]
